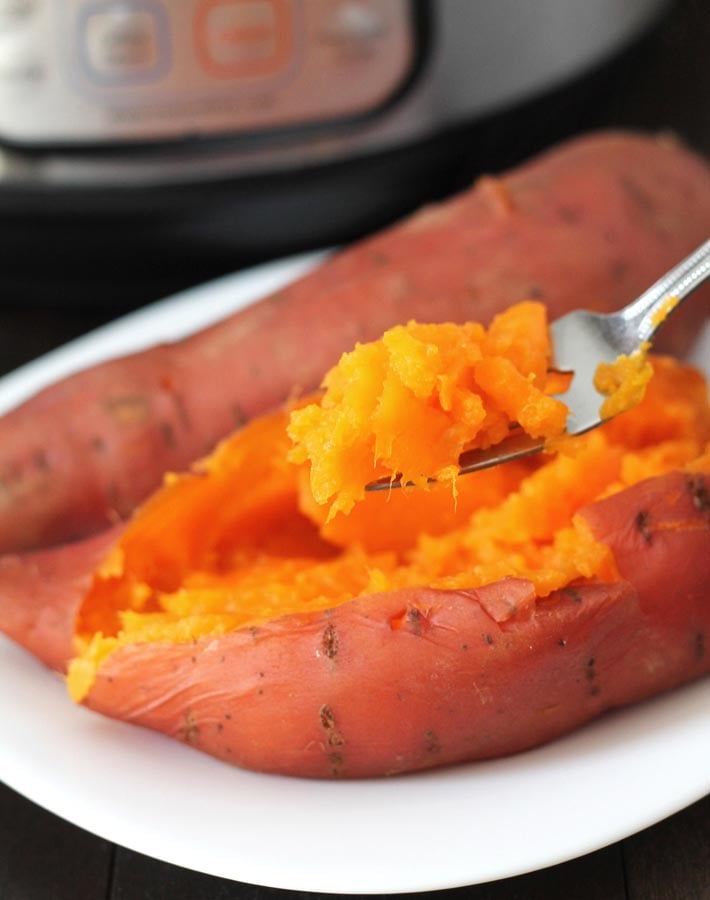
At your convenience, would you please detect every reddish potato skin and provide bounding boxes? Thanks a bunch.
[1,132,709,553]
[78,470,710,779]
[581,470,710,666]
[0,527,122,671]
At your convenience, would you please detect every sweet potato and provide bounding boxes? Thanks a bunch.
[287,302,569,516]
[1,131,709,553]
[0,351,708,778]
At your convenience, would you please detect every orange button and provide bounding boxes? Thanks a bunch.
[195,0,293,78]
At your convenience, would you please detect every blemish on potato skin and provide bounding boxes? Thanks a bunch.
[103,394,151,425]
[586,658,600,696]
[695,631,705,661]
[610,259,629,283]
[484,633,494,646]
[407,607,423,635]
[558,205,582,225]
[480,176,515,216]
[563,587,584,604]
[159,422,177,449]
[172,393,193,432]
[179,710,200,745]
[329,751,344,776]
[370,251,389,266]
[318,703,343,746]
[620,175,655,214]
[33,449,50,472]
[322,622,339,660]
[558,638,567,647]
[232,405,247,428]
[389,605,429,634]
[687,474,710,519]
[424,730,440,754]
[319,704,345,748]
[635,510,653,545]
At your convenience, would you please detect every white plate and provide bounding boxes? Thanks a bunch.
[0,256,708,895]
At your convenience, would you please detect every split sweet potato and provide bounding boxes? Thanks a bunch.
[1,131,709,553]
[0,346,707,778]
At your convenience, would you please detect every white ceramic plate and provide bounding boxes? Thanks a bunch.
[0,256,708,895]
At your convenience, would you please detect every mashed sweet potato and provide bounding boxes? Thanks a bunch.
[288,302,568,516]
[67,353,710,711]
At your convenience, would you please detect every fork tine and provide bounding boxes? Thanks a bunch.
[457,432,547,475]
[366,431,547,490]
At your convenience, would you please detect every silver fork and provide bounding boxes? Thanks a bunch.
[367,238,710,490]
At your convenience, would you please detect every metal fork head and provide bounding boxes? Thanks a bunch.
[547,310,625,437]
[453,305,667,481]
[367,239,710,490]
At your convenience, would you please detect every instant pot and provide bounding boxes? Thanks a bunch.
[0,0,670,305]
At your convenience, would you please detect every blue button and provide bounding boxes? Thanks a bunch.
[79,0,170,86]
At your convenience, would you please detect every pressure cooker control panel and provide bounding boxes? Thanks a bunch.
[0,0,416,143]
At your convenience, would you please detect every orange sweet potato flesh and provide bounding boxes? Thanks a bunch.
[288,302,567,516]
[0,131,709,553]
[0,351,706,778]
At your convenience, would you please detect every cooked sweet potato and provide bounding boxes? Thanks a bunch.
[288,302,569,516]
[0,351,707,778]
[1,131,709,553]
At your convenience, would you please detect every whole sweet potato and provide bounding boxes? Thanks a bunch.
[1,131,709,553]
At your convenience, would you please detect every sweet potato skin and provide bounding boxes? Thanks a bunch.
[1,131,709,553]
[76,469,710,779]
[0,527,122,671]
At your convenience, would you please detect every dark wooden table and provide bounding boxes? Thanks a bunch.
[1,1,709,897]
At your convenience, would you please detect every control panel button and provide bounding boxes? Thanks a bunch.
[80,1,169,84]
[196,0,293,78]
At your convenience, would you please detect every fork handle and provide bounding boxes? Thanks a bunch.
[622,238,710,344]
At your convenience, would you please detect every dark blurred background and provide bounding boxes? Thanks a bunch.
[0,0,708,359]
